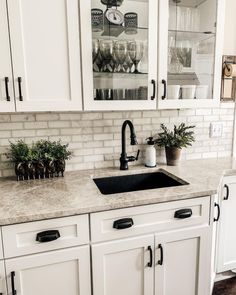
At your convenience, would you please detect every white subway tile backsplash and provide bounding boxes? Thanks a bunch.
[0,104,234,176]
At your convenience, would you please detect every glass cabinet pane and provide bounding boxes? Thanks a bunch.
[167,0,217,100]
[91,0,149,101]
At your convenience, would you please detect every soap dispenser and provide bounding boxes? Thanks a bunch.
[145,137,156,168]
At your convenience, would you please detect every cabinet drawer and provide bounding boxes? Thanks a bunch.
[2,215,89,258]
[0,230,3,260]
[90,197,210,242]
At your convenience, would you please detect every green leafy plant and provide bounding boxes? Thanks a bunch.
[5,140,30,162]
[155,123,195,149]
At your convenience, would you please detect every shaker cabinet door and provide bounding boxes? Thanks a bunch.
[7,0,82,112]
[5,246,91,295]
[92,235,154,295]
[155,227,211,295]
[0,261,7,295]
[80,0,158,111]
[0,0,15,112]
[158,0,225,109]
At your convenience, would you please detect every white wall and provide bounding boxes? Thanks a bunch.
[223,0,236,55]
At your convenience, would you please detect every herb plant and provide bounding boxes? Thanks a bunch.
[155,123,195,149]
[5,140,30,162]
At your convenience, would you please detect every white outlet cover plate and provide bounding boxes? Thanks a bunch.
[210,122,223,138]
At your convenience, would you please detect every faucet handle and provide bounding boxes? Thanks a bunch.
[136,149,140,161]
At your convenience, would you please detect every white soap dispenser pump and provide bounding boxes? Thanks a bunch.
[145,137,156,168]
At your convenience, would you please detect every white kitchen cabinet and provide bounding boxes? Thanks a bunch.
[217,176,236,273]
[155,226,211,295]
[158,0,225,109]
[0,0,15,112]
[0,261,7,295]
[80,0,158,111]
[5,246,91,295]
[7,0,83,112]
[92,235,154,295]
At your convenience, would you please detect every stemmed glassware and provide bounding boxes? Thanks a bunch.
[113,40,128,73]
[92,39,100,71]
[127,40,144,74]
[100,40,114,72]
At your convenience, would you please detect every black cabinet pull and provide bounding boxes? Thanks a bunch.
[151,79,156,100]
[4,77,10,101]
[17,77,23,101]
[36,230,60,243]
[161,79,167,100]
[214,203,220,222]
[157,244,163,265]
[11,271,17,295]
[113,218,134,230]
[224,184,229,200]
[147,246,153,267]
[174,209,193,219]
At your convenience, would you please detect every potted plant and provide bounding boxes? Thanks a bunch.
[155,123,195,166]
[5,140,30,180]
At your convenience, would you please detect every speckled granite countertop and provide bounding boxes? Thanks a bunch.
[1,157,236,226]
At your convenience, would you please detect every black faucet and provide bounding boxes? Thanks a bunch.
[120,120,140,170]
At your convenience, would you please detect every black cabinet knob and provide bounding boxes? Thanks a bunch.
[174,209,192,219]
[36,230,60,243]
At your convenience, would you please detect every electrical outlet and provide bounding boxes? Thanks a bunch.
[210,122,223,138]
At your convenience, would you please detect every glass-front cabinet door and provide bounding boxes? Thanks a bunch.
[80,0,158,110]
[158,0,225,109]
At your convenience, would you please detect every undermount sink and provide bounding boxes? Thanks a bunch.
[93,170,188,195]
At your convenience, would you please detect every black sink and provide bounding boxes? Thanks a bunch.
[93,171,188,195]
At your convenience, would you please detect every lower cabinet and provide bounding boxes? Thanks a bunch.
[5,246,91,295]
[0,261,6,295]
[92,227,210,295]
[155,227,210,295]
[92,235,154,295]
[217,176,236,272]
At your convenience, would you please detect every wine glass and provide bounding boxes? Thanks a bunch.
[124,55,133,73]
[92,39,100,71]
[128,40,144,74]
[113,40,128,73]
[100,40,114,72]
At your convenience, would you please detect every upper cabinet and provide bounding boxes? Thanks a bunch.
[6,0,83,112]
[0,0,225,112]
[0,0,15,112]
[158,0,225,109]
[80,0,158,110]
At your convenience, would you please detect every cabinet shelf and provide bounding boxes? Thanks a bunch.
[92,25,148,40]
[169,30,215,42]
[169,0,208,8]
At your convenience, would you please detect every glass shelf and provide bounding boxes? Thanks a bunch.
[92,25,148,40]
[94,72,148,78]
[168,30,215,42]
[169,0,208,8]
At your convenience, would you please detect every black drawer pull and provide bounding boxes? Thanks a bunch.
[214,203,220,222]
[161,79,167,100]
[4,77,10,101]
[158,244,163,265]
[151,79,156,100]
[224,184,229,200]
[113,218,134,230]
[147,246,153,267]
[11,271,17,295]
[36,230,60,243]
[17,77,23,101]
[174,209,193,219]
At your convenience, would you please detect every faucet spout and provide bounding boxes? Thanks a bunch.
[120,120,139,170]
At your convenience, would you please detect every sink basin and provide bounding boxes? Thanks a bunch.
[93,171,188,195]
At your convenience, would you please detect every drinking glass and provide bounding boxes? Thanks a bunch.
[128,41,144,74]
[92,39,100,71]
[113,40,128,73]
[100,40,114,72]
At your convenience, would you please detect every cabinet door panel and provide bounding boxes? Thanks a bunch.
[6,246,91,295]
[92,235,154,295]
[217,176,236,272]
[0,261,6,295]
[7,0,82,111]
[0,0,15,112]
[155,227,210,295]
